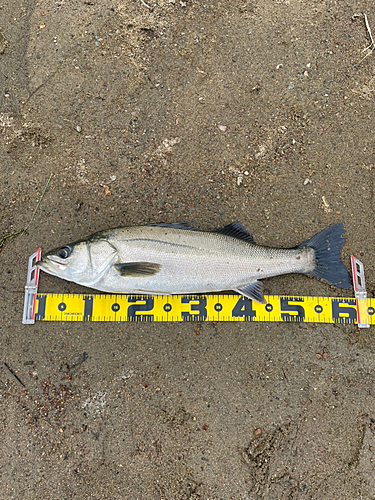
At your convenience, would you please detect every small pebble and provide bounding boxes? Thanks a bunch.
[217,125,227,132]
[75,125,81,133]
[254,428,262,436]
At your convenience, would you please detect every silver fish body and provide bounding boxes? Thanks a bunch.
[36,222,351,303]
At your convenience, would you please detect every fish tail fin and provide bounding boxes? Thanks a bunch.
[299,223,352,289]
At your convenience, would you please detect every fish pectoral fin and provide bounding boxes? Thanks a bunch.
[114,262,161,277]
[233,281,266,304]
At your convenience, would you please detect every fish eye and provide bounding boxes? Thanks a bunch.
[58,246,71,259]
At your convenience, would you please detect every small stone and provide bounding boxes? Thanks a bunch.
[75,125,81,133]
[370,446,374,452]
[39,24,46,29]
[303,178,311,185]
[303,71,309,77]
[322,351,329,360]
[103,185,111,196]
[217,124,227,132]
[254,428,262,436]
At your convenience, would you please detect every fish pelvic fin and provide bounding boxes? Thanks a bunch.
[299,223,351,289]
[233,280,266,304]
[114,262,161,277]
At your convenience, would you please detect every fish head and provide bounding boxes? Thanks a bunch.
[37,235,118,286]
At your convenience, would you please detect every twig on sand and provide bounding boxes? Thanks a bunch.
[140,0,153,10]
[0,173,53,252]
[4,362,26,387]
[360,14,375,62]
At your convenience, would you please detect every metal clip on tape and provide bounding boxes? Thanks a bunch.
[351,255,370,328]
[22,248,41,325]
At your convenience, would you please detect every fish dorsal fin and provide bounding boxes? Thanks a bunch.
[114,262,161,277]
[213,222,255,244]
[147,222,198,231]
[233,280,266,304]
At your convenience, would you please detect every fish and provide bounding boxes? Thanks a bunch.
[36,222,351,303]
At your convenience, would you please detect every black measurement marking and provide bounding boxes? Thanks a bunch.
[83,296,94,321]
[214,303,223,312]
[127,296,154,321]
[35,294,47,320]
[314,305,323,314]
[111,303,120,312]
[331,299,356,324]
[368,307,375,316]
[280,297,305,322]
[265,303,273,312]
[58,302,67,312]
[181,296,207,321]
[231,297,256,321]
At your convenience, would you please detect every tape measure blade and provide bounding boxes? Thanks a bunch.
[31,293,373,325]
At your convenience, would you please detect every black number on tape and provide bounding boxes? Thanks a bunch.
[127,296,154,322]
[181,296,207,321]
[331,299,356,324]
[232,297,256,321]
[280,297,305,322]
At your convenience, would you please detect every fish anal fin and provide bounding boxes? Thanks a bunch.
[234,280,266,303]
[114,262,161,277]
[213,222,255,244]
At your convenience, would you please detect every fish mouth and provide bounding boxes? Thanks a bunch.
[36,258,67,275]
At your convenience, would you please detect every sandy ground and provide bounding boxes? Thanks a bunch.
[0,0,375,498]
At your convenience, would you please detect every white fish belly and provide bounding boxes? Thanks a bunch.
[92,229,314,294]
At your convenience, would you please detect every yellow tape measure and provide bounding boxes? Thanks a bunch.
[33,293,374,324]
